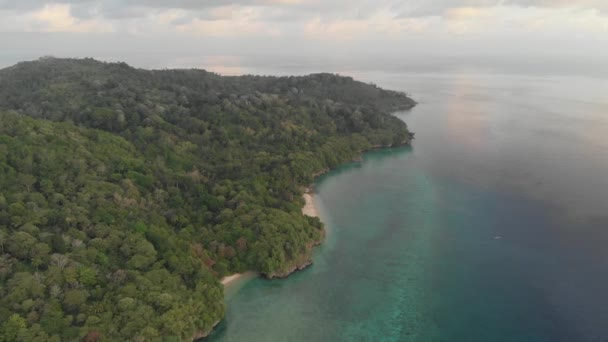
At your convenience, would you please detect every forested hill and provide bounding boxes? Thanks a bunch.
[0,57,415,124]
[0,57,415,341]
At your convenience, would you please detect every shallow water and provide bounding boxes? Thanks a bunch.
[208,72,608,341]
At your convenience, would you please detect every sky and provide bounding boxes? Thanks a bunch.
[0,1,607,75]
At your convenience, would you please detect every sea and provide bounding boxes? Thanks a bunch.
[208,63,608,341]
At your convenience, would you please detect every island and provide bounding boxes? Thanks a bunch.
[0,57,415,341]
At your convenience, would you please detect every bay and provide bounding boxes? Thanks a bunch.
[209,71,608,341]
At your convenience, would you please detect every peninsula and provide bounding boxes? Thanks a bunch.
[0,57,415,341]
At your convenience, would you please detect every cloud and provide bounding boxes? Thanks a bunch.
[399,0,608,18]
[303,9,436,40]
[0,0,606,64]
[16,3,113,33]
[444,7,484,20]
[2,0,606,28]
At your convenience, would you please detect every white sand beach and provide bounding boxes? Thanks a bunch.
[302,193,318,218]
[221,271,257,287]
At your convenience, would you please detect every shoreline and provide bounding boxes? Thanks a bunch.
[219,191,321,288]
[207,140,411,340]
[302,190,319,218]
[220,271,258,287]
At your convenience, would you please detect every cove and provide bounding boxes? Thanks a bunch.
[209,148,566,341]
[208,72,608,342]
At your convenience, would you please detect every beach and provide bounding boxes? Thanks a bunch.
[221,271,257,287]
[302,192,318,218]
[221,273,245,286]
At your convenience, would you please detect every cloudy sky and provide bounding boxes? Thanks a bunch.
[0,1,607,74]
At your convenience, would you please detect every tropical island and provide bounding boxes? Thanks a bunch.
[0,57,415,341]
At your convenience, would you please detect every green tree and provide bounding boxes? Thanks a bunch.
[1,314,26,342]
[7,231,36,260]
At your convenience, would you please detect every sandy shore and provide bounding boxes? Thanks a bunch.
[221,271,257,287]
[302,192,319,218]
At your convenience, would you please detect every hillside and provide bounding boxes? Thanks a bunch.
[0,57,415,341]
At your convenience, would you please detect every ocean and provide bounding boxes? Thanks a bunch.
[208,69,608,341]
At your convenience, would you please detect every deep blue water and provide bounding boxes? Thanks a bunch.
[209,72,608,341]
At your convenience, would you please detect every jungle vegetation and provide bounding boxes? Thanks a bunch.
[0,57,415,341]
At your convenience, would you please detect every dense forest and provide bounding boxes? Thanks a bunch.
[0,57,415,341]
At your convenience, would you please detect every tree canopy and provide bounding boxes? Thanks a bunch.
[0,57,414,341]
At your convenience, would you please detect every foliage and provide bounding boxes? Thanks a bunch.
[0,57,414,340]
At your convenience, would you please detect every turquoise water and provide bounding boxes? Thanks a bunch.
[209,73,608,341]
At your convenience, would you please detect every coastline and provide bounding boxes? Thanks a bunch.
[258,190,323,279]
[205,134,412,340]
[219,191,321,288]
[219,191,320,288]
[201,193,323,340]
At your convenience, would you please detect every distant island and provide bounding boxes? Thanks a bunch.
[0,57,415,341]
